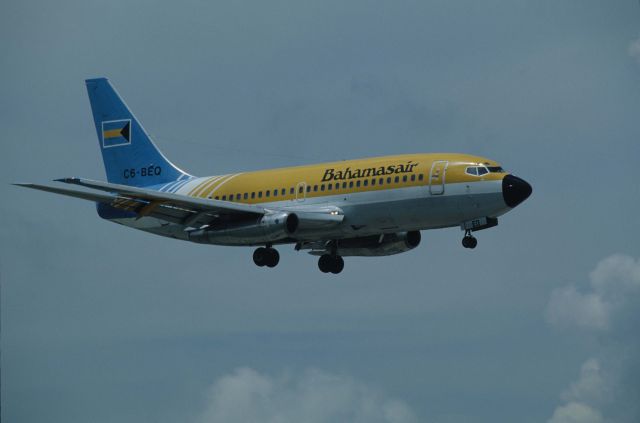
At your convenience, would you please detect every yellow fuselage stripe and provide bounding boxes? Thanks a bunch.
[186,153,505,205]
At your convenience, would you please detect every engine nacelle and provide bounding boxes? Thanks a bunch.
[309,231,421,257]
[261,212,299,234]
[188,212,298,245]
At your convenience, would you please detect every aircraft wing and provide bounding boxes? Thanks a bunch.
[14,177,266,228]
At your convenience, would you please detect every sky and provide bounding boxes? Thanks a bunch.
[1,0,639,422]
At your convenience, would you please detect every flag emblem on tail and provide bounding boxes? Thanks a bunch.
[101,119,131,148]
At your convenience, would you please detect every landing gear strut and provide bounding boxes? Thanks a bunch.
[318,254,344,274]
[462,230,478,249]
[253,246,280,267]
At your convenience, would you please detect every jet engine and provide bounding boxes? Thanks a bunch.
[188,212,298,245]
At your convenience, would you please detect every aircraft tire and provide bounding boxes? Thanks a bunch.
[265,248,280,268]
[253,247,268,266]
[462,236,478,249]
[330,256,344,274]
[318,254,332,273]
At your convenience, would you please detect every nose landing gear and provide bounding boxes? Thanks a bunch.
[462,231,478,249]
[253,246,280,267]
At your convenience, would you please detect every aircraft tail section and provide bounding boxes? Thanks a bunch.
[85,78,190,187]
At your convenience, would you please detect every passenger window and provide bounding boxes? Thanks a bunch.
[281,188,286,196]
[273,189,278,196]
[335,183,340,190]
[394,176,399,183]
[379,178,384,185]
[229,194,234,200]
[215,196,219,200]
[313,185,318,192]
[320,184,325,191]
[342,182,347,189]
[290,187,294,195]
[258,191,263,198]
[251,192,255,199]
[411,174,416,182]
[387,177,391,184]
[402,175,407,182]
[349,181,354,188]
[371,179,376,186]
[236,193,241,200]
[306,185,311,192]
[356,180,361,187]
[243,193,248,200]
[418,174,424,181]
[328,184,332,191]
[222,195,226,200]
[266,190,270,197]
[298,186,303,194]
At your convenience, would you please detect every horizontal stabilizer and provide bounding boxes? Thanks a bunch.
[13,182,117,203]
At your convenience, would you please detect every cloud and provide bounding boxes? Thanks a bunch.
[560,359,610,407]
[546,255,640,422]
[548,402,603,423]
[195,367,418,423]
[545,286,609,330]
[545,254,640,330]
[629,37,640,65]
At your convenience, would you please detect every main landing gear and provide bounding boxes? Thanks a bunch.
[462,230,478,249]
[318,254,344,274]
[253,246,280,267]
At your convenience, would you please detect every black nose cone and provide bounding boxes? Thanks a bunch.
[502,174,532,208]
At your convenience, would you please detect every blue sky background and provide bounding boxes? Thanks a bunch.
[1,1,639,422]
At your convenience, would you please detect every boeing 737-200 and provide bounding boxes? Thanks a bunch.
[16,78,532,274]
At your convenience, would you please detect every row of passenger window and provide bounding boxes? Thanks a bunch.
[212,173,425,202]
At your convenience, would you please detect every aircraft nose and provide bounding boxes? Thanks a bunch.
[502,174,532,208]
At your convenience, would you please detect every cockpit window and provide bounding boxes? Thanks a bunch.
[487,166,504,173]
[466,166,495,176]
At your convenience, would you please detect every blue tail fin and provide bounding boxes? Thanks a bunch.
[85,78,190,187]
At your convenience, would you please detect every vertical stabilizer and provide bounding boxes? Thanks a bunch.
[85,78,190,187]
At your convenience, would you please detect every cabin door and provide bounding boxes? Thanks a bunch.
[429,161,449,195]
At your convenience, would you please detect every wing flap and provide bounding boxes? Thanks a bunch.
[14,180,257,227]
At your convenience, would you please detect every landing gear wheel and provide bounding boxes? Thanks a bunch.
[462,236,478,249]
[253,247,268,266]
[253,247,280,267]
[318,254,344,274]
[330,256,344,274]
[318,254,332,273]
[265,248,280,268]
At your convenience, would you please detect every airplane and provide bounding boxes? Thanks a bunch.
[15,78,532,274]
